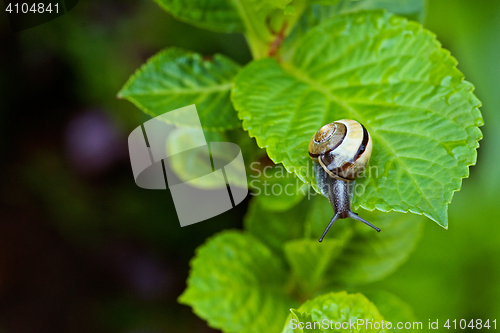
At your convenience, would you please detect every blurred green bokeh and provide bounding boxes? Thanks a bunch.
[0,0,499,332]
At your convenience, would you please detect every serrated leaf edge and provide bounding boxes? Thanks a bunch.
[231,11,483,229]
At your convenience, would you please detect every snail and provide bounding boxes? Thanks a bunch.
[309,119,381,242]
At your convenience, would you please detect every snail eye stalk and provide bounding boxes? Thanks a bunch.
[318,213,339,243]
[318,212,380,243]
[348,212,381,233]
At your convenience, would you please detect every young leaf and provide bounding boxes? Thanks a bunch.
[179,231,298,333]
[232,11,483,228]
[118,47,241,131]
[282,291,385,333]
[289,310,324,333]
[152,0,245,33]
[246,194,423,285]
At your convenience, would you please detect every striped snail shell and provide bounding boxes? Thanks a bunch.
[308,119,380,242]
[308,119,372,181]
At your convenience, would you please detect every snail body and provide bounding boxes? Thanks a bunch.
[309,119,380,242]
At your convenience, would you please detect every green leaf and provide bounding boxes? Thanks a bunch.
[289,310,324,333]
[282,291,385,333]
[118,47,241,131]
[240,0,295,58]
[179,231,298,333]
[245,195,312,257]
[152,0,245,33]
[329,209,423,286]
[232,11,483,228]
[244,191,353,259]
[361,291,419,332]
[152,0,298,58]
[283,0,427,58]
[284,238,349,292]
[226,127,267,164]
[246,194,423,285]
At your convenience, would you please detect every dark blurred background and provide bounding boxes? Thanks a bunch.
[0,0,499,332]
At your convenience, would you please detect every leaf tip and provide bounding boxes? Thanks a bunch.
[177,286,195,307]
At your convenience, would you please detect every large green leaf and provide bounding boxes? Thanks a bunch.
[179,231,297,333]
[282,291,385,333]
[246,194,423,286]
[118,47,241,131]
[232,11,483,228]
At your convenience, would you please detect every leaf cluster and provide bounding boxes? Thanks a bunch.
[119,0,483,332]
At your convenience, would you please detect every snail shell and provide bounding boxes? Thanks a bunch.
[308,119,372,181]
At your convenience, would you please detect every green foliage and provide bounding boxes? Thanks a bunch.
[153,0,302,58]
[282,292,385,333]
[289,311,324,333]
[232,11,482,228]
[177,198,422,332]
[282,0,426,57]
[247,194,423,287]
[178,231,298,333]
[120,0,484,332]
[328,209,423,286]
[118,47,241,131]
[244,195,313,257]
[362,291,418,332]
[330,0,426,22]
[284,238,347,292]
